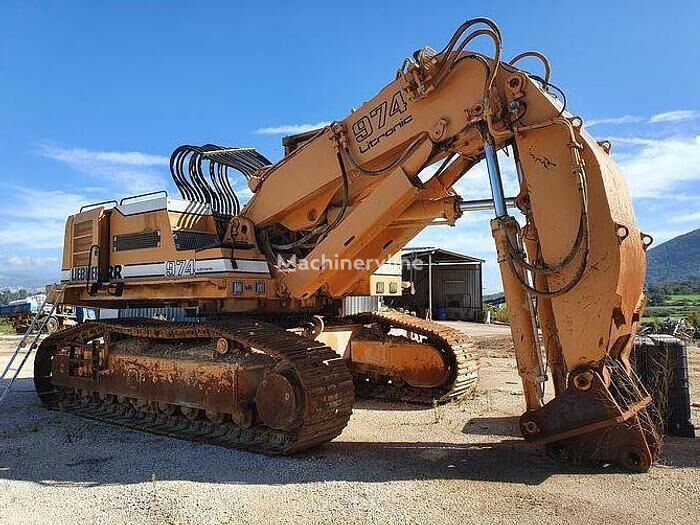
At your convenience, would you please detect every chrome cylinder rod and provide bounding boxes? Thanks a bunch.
[484,137,508,217]
[512,141,525,184]
[459,197,516,212]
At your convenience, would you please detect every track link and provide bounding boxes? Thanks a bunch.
[34,318,354,454]
[347,310,479,403]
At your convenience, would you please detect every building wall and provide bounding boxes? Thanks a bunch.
[399,259,483,321]
[431,265,482,320]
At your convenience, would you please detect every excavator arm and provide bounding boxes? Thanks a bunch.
[241,18,658,470]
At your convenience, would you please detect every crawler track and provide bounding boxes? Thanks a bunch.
[347,310,479,403]
[34,318,354,454]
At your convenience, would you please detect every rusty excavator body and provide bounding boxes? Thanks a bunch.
[36,18,659,470]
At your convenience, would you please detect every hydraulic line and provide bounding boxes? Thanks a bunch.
[509,51,551,85]
[342,134,430,176]
[432,29,502,90]
[269,151,350,252]
[281,129,433,253]
[169,144,271,215]
[505,126,591,297]
[435,17,502,71]
[170,146,198,201]
[508,119,589,273]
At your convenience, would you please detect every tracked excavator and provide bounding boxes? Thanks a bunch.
[35,18,660,470]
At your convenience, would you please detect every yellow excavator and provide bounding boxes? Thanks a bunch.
[35,18,659,470]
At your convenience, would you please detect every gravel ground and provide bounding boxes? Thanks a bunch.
[0,328,698,525]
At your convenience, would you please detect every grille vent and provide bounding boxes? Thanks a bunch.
[173,230,220,251]
[113,230,161,252]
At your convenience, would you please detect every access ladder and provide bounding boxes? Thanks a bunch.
[0,286,65,408]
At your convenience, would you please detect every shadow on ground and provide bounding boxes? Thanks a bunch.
[351,398,435,412]
[1,379,698,488]
[462,416,522,437]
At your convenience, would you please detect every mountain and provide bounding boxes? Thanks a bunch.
[646,228,700,284]
[483,292,505,305]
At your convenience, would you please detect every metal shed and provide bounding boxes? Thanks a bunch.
[394,247,484,321]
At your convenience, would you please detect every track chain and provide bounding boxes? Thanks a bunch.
[346,310,480,404]
[34,318,354,455]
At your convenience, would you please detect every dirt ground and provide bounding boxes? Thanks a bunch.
[0,324,698,525]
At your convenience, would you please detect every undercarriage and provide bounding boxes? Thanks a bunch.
[35,318,354,454]
[340,310,479,403]
[34,309,481,453]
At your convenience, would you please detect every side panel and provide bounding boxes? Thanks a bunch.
[60,198,276,307]
[60,207,106,283]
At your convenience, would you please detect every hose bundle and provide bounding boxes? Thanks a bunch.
[169,144,272,215]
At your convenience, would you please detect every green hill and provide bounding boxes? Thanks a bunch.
[646,228,700,284]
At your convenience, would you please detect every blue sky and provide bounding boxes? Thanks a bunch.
[1,1,699,292]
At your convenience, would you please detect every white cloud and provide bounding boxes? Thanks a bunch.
[2,255,58,267]
[0,187,96,249]
[669,210,700,223]
[0,219,68,250]
[648,110,699,124]
[38,144,169,193]
[0,187,94,287]
[255,122,330,135]
[39,146,168,167]
[0,255,60,288]
[608,137,658,146]
[651,230,689,244]
[236,186,253,203]
[411,222,496,255]
[612,135,700,198]
[587,115,644,127]
[453,150,521,200]
[585,110,699,127]
[410,133,700,292]
[2,187,89,221]
[417,148,519,200]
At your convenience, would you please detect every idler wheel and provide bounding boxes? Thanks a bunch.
[255,372,303,431]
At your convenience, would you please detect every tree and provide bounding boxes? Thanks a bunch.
[646,289,666,306]
[0,289,29,306]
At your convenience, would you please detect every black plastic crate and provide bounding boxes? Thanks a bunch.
[633,334,695,438]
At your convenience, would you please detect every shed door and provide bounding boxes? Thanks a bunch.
[444,279,466,307]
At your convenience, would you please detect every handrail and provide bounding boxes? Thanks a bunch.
[119,190,168,206]
[85,244,100,296]
[79,199,118,212]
